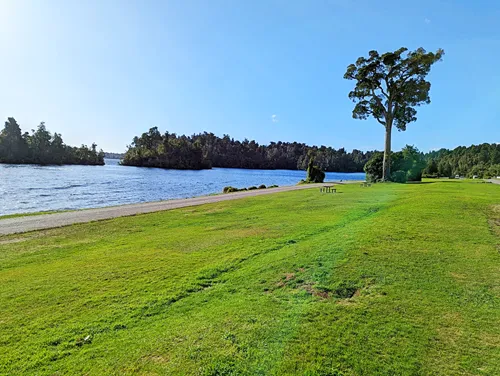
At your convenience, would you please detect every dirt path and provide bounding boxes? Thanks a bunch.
[487,179,500,185]
[0,183,337,236]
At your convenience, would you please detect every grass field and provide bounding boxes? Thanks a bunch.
[0,211,61,220]
[0,181,499,375]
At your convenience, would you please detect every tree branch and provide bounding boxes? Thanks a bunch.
[371,89,387,114]
[377,83,389,99]
[374,115,386,126]
[364,106,386,126]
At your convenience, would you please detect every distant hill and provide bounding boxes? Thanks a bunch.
[104,152,125,160]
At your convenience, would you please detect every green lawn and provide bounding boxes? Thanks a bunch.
[0,211,62,220]
[0,181,499,375]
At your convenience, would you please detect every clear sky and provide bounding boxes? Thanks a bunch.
[1,0,499,153]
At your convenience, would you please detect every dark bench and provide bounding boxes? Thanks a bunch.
[320,185,336,193]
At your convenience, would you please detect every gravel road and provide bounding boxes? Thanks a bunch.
[0,183,334,236]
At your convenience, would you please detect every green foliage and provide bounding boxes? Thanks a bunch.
[393,145,426,181]
[364,145,425,183]
[364,152,384,182]
[422,173,439,179]
[122,127,374,171]
[344,48,444,130]
[344,47,444,180]
[304,158,325,183]
[423,158,438,177]
[122,127,210,170]
[390,170,408,183]
[425,143,500,178]
[0,118,104,165]
[1,182,499,374]
[223,185,270,193]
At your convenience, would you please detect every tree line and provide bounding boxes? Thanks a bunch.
[423,143,500,178]
[121,127,375,171]
[364,143,500,182]
[0,117,104,165]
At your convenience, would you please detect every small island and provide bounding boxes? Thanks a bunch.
[121,127,373,171]
[0,117,104,166]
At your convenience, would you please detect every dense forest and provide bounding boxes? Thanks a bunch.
[364,143,500,182]
[121,127,374,171]
[0,117,104,165]
[423,143,500,178]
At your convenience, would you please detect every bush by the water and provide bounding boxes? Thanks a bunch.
[223,185,277,193]
[300,158,325,184]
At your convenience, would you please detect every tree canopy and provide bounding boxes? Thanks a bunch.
[345,47,444,180]
[0,117,104,166]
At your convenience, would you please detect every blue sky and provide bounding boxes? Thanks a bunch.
[1,0,499,152]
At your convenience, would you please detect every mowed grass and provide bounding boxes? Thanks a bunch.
[0,181,499,375]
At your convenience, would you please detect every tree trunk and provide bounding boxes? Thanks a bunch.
[382,121,392,181]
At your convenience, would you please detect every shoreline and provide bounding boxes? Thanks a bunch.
[0,181,359,236]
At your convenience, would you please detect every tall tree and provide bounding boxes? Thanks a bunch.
[0,117,104,166]
[0,117,28,163]
[344,47,444,180]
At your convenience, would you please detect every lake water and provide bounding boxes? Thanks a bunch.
[0,159,365,216]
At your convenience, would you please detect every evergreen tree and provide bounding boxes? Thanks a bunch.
[0,117,104,166]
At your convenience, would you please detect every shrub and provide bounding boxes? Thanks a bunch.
[305,158,325,183]
[269,185,278,188]
[222,186,238,193]
[248,186,258,190]
[391,170,408,183]
[258,184,266,189]
[364,152,384,182]
[364,146,425,183]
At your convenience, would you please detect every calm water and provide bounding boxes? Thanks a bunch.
[0,159,365,216]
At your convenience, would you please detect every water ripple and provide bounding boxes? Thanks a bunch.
[0,158,365,216]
